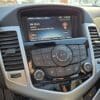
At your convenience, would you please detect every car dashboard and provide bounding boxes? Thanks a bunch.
[0,4,100,100]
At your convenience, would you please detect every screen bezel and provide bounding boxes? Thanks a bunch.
[18,5,83,42]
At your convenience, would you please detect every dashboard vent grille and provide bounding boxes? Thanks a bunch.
[89,26,100,58]
[0,31,24,71]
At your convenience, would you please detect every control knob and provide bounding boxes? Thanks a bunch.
[34,70,45,81]
[82,62,92,73]
[52,45,72,66]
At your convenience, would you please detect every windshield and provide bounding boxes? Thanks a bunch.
[0,0,100,6]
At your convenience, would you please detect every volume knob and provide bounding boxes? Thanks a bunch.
[34,70,45,81]
[52,45,72,66]
[83,62,92,73]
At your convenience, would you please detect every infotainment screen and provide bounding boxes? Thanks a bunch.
[26,16,72,41]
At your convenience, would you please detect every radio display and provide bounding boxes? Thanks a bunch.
[27,16,72,41]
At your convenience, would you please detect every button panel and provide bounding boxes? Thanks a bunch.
[31,44,87,78]
[45,64,80,78]
[32,45,87,67]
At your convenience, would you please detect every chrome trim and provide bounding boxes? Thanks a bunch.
[93,89,100,100]
[82,23,96,74]
[0,25,99,100]
[82,23,100,73]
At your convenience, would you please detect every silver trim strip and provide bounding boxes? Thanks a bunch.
[0,25,99,100]
[82,23,96,74]
[93,89,100,100]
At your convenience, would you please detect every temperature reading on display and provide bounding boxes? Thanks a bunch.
[27,16,72,41]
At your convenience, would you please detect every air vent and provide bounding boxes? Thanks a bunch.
[88,26,100,58]
[0,31,24,71]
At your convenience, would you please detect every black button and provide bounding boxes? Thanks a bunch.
[79,45,87,61]
[32,54,44,66]
[80,54,87,61]
[73,64,80,73]
[79,45,87,55]
[69,45,80,56]
[10,73,21,78]
[46,68,56,77]
[79,45,86,50]
[56,67,66,77]
[42,53,56,66]
[42,53,51,59]
[32,49,41,55]
[44,60,56,67]
[80,49,87,56]
[41,47,53,53]
[65,66,74,76]
[72,49,80,57]
[65,64,80,76]
[71,56,80,64]
[69,45,79,50]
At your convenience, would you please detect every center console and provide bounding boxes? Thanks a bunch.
[18,7,93,92]
[27,38,92,91]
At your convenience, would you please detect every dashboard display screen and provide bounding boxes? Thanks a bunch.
[27,16,72,41]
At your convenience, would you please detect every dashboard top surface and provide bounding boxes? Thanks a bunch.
[0,4,98,27]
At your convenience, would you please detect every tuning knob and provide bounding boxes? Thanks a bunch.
[82,62,92,73]
[34,70,45,81]
[52,45,72,66]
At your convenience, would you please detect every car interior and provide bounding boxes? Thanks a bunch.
[0,3,100,100]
